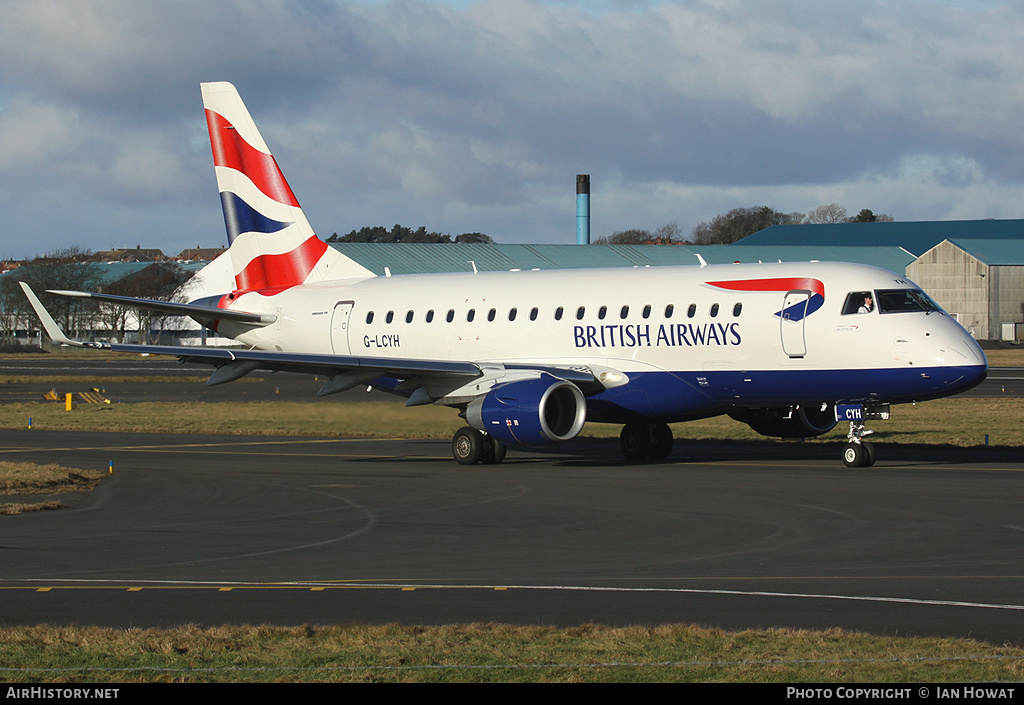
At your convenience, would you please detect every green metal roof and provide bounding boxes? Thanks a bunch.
[332,243,916,276]
[944,238,1024,265]
[738,219,1024,256]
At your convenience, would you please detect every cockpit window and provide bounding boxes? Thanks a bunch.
[875,289,943,314]
[842,291,875,315]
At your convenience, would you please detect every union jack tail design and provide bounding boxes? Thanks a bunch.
[201,82,374,292]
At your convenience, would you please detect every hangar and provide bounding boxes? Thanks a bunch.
[907,239,1024,340]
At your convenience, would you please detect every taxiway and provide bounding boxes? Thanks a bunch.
[0,429,1022,645]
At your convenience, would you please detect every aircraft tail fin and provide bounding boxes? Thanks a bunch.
[200,81,374,291]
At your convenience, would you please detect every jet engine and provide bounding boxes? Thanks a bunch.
[728,403,837,439]
[467,375,587,446]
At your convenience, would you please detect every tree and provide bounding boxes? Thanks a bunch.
[0,248,105,340]
[849,208,894,223]
[593,229,652,245]
[652,222,685,244]
[592,223,685,245]
[804,203,848,224]
[102,262,192,343]
[454,232,494,244]
[326,224,494,244]
[690,207,803,245]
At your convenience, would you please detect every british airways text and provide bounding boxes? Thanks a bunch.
[574,323,741,349]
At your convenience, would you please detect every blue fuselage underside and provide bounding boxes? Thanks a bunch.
[582,364,988,423]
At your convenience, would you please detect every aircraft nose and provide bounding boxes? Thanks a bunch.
[948,324,988,368]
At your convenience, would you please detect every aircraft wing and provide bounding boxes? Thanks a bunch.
[108,343,605,400]
[20,283,611,401]
[111,342,483,388]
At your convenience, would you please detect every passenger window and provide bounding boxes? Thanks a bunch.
[710,304,719,318]
[576,306,585,320]
[386,310,394,324]
[554,307,564,320]
[530,307,538,321]
[446,309,455,323]
[598,306,607,320]
[366,311,374,324]
[687,304,697,318]
[642,305,651,319]
[426,310,434,323]
[509,308,518,321]
[665,304,674,318]
[620,305,629,319]
[842,291,874,315]
[406,310,414,323]
[733,303,742,317]
[467,309,475,322]
[487,308,496,322]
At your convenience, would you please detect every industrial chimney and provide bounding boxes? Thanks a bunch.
[576,174,590,245]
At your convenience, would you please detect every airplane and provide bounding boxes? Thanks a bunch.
[21,81,988,468]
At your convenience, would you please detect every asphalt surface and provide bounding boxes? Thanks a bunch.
[1,429,1023,645]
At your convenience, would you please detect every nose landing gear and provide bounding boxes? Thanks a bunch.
[842,421,876,467]
[836,403,888,467]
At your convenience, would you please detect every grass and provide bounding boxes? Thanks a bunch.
[0,624,1021,683]
[981,347,1024,367]
[2,395,1021,447]
[0,461,107,514]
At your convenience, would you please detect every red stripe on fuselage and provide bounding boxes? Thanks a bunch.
[206,109,300,208]
[234,235,328,292]
[706,277,825,298]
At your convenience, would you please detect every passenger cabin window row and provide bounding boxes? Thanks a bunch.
[363,302,743,325]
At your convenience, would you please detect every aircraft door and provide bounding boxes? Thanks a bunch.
[780,290,809,358]
[330,301,354,355]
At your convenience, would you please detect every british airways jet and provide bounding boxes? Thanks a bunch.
[22,82,987,468]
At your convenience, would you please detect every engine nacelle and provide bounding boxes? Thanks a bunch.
[729,403,838,439]
[467,375,587,447]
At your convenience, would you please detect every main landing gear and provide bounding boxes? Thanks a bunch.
[842,419,876,468]
[452,427,507,465]
[619,422,674,461]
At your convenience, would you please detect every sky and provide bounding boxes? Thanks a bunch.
[1,0,1023,258]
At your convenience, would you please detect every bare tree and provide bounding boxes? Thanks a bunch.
[804,203,849,224]
[103,262,192,344]
[593,229,653,245]
[593,222,686,245]
[1,248,104,340]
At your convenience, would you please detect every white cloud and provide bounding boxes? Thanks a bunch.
[1,0,1023,255]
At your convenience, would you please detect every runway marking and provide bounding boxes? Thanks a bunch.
[5,580,1024,612]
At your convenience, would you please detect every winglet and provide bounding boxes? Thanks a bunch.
[19,282,109,349]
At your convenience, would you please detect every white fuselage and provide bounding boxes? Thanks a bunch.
[210,261,987,421]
